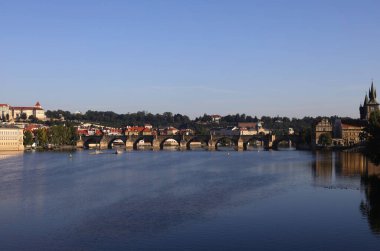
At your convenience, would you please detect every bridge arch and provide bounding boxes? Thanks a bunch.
[107,137,126,149]
[272,136,298,150]
[243,135,267,150]
[132,136,152,150]
[186,136,209,150]
[83,137,102,149]
[160,137,180,150]
[214,137,237,150]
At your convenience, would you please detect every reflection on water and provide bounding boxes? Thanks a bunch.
[0,151,23,160]
[360,175,380,235]
[312,151,380,236]
[1,150,380,250]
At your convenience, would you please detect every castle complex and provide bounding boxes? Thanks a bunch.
[0,101,46,121]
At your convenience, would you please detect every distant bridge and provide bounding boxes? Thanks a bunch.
[77,134,303,151]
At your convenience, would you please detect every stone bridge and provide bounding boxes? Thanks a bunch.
[77,134,303,151]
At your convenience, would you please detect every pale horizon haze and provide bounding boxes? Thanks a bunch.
[1,0,380,119]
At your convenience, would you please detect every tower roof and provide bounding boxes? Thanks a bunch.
[35,101,41,107]
[368,81,379,105]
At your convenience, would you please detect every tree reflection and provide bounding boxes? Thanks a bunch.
[360,174,380,235]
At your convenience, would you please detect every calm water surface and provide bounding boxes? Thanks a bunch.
[0,149,380,250]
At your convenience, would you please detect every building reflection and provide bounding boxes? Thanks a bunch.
[312,151,380,235]
[360,174,380,235]
[312,151,380,182]
[312,151,334,185]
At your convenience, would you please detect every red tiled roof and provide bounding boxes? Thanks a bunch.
[11,106,43,110]
[0,104,9,107]
[24,124,41,132]
[341,123,364,129]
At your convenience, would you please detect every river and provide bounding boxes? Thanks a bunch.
[0,149,379,250]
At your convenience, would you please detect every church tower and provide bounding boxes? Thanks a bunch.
[360,81,379,120]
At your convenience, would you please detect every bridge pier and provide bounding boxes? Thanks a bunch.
[152,139,161,150]
[208,140,216,151]
[99,138,108,149]
[125,139,134,150]
[76,139,84,148]
[180,140,187,150]
[237,137,244,151]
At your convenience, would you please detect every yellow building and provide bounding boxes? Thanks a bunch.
[341,123,365,146]
[0,126,24,151]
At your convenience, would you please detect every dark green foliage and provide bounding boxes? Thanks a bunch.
[23,131,34,146]
[318,133,332,146]
[20,113,27,120]
[48,125,78,146]
[365,110,380,164]
[46,110,191,128]
[36,128,48,148]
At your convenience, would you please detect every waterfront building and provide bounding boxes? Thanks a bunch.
[360,82,379,120]
[334,119,366,146]
[0,126,24,151]
[312,118,333,145]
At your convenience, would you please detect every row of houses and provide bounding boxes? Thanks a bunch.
[211,122,272,136]
[75,124,195,137]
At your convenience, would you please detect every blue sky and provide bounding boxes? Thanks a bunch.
[1,0,380,118]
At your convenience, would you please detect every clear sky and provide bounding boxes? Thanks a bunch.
[1,0,380,118]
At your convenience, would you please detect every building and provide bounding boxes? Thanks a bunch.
[360,82,379,120]
[211,115,222,123]
[312,118,333,145]
[10,101,46,121]
[0,126,24,151]
[237,122,271,135]
[0,104,10,121]
[336,120,366,146]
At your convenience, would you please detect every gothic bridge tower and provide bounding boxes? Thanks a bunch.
[360,81,379,120]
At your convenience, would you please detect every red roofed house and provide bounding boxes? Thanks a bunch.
[126,126,153,136]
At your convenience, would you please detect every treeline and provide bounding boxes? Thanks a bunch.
[24,125,78,148]
[46,110,191,128]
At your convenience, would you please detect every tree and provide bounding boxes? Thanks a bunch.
[36,128,48,148]
[318,133,332,146]
[20,113,27,120]
[23,131,34,146]
[365,110,380,164]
